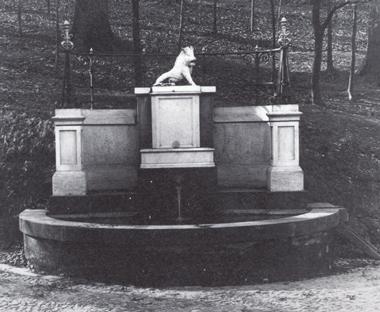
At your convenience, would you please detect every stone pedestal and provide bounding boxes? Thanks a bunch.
[52,109,87,196]
[266,105,304,192]
[151,86,201,148]
[136,86,216,169]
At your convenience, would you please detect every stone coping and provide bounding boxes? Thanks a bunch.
[135,86,216,95]
[140,147,215,153]
[19,205,347,246]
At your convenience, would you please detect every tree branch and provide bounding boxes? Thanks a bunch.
[321,0,358,31]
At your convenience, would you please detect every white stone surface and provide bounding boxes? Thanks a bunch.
[134,87,151,95]
[267,166,304,192]
[140,148,215,168]
[270,104,300,113]
[135,86,216,95]
[214,106,270,123]
[151,93,200,148]
[53,109,140,194]
[269,121,300,167]
[52,171,87,196]
[151,85,201,94]
[266,105,304,192]
[55,126,84,171]
[82,109,136,125]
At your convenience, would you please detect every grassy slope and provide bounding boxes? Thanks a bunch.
[1,0,380,253]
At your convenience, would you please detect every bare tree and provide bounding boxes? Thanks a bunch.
[357,0,380,82]
[311,0,353,105]
[348,3,357,100]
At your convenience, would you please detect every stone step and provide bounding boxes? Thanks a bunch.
[216,189,308,210]
[49,188,308,214]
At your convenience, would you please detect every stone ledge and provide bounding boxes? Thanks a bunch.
[140,148,215,169]
[19,206,344,244]
[134,86,216,95]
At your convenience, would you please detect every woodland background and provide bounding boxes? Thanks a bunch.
[1,0,380,265]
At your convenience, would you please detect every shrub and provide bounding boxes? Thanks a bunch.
[0,110,55,217]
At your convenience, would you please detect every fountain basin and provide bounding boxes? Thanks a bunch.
[19,203,347,286]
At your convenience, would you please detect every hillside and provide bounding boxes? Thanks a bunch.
[1,0,380,258]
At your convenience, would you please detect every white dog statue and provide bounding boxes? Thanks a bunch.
[153,46,197,86]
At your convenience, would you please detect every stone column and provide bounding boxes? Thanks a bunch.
[52,109,87,196]
[266,105,304,192]
[135,87,152,150]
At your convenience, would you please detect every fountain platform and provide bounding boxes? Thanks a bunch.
[19,203,347,286]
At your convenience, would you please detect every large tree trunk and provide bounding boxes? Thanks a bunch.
[311,0,324,105]
[357,0,380,82]
[72,0,122,53]
[326,0,335,73]
[132,0,142,86]
[311,30,324,105]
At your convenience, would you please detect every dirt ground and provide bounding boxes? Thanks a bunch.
[0,258,379,311]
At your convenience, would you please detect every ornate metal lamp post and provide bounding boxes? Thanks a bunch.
[61,20,74,107]
[276,17,292,103]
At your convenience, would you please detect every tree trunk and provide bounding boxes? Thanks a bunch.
[72,0,124,53]
[348,4,357,101]
[311,0,325,105]
[213,0,217,34]
[311,0,352,105]
[326,0,335,73]
[250,0,254,32]
[178,0,185,52]
[132,0,143,86]
[18,0,23,37]
[55,0,60,66]
[311,31,324,105]
[357,0,380,82]
[270,0,276,49]
[198,0,202,24]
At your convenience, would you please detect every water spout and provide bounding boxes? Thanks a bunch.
[176,184,184,223]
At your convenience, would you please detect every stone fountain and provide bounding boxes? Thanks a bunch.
[19,82,348,286]
[19,22,347,286]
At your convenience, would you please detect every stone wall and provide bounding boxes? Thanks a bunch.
[81,109,139,191]
[52,104,302,194]
[213,106,271,188]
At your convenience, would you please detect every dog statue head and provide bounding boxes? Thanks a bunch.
[180,46,196,67]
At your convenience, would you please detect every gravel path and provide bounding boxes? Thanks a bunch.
[0,259,380,312]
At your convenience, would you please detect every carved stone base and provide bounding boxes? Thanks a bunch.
[267,166,304,192]
[140,148,215,169]
[52,171,87,196]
